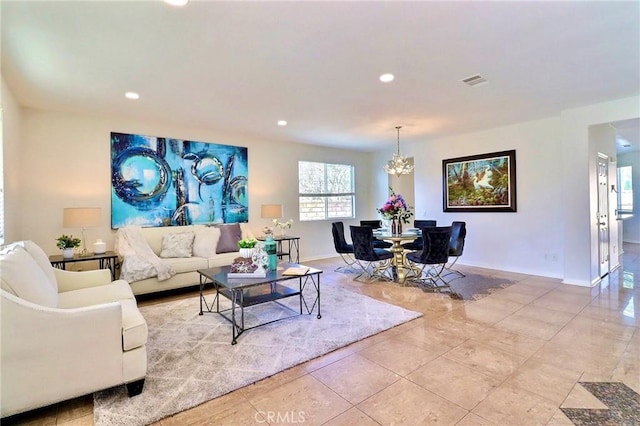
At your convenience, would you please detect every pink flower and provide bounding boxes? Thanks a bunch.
[376,189,413,224]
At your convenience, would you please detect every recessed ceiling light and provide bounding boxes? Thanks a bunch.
[277,120,287,126]
[165,0,189,6]
[379,73,395,83]
[125,92,140,100]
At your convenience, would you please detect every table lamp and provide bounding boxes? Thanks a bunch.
[63,207,101,256]
[260,204,283,221]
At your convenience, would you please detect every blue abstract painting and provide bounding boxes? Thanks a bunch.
[111,132,248,228]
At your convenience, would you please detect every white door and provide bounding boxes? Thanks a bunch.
[597,153,610,277]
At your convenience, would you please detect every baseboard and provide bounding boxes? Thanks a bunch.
[561,277,597,287]
[455,259,563,280]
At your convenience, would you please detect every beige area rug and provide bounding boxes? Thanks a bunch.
[94,282,422,425]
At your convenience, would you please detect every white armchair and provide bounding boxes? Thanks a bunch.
[0,240,147,418]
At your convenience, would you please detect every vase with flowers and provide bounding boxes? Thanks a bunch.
[376,188,413,234]
[56,234,82,259]
[273,218,294,236]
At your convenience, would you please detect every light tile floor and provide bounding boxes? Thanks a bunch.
[4,243,639,425]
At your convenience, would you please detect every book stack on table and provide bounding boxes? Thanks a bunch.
[227,256,267,278]
[282,265,310,276]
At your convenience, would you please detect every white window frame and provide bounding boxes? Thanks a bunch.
[298,161,355,221]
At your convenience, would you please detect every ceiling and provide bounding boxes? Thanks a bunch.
[2,1,639,152]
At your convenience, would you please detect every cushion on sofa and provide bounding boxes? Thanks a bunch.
[0,245,58,307]
[160,231,195,258]
[192,227,221,258]
[140,225,200,255]
[121,299,148,350]
[57,280,135,308]
[215,223,242,254]
[20,240,58,292]
[165,256,209,273]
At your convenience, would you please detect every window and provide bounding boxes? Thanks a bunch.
[617,165,633,213]
[298,161,355,221]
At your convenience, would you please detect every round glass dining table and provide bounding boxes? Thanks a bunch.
[372,230,421,285]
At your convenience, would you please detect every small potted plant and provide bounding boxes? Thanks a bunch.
[56,234,81,259]
[237,238,258,259]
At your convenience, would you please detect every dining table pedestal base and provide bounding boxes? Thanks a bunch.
[375,232,421,285]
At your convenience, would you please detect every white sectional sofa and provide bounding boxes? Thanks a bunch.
[0,240,147,418]
[114,223,256,296]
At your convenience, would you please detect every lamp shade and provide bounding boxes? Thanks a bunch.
[261,204,283,219]
[63,208,101,228]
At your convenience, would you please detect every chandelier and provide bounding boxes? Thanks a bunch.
[384,126,414,177]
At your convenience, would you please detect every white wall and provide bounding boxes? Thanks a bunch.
[8,108,372,260]
[1,78,22,244]
[373,96,639,283]
[561,96,640,285]
[5,85,639,282]
[618,150,640,244]
[375,117,565,278]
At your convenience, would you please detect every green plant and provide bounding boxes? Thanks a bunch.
[237,238,258,249]
[56,234,82,249]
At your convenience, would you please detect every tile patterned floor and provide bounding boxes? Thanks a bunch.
[4,243,639,426]
[561,382,640,425]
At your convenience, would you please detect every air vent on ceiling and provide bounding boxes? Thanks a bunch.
[461,74,488,87]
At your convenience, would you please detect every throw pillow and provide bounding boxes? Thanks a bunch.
[215,223,242,254]
[192,227,221,258]
[159,231,194,258]
[240,222,256,239]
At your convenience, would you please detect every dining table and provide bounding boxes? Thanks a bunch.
[372,229,421,285]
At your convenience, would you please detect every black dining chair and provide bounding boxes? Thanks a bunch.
[359,220,392,249]
[359,220,382,228]
[349,226,394,281]
[402,219,437,251]
[331,221,356,272]
[406,226,452,292]
[445,221,467,278]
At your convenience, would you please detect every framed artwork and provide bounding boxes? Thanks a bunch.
[443,150,516,212]
[111,132,248,228]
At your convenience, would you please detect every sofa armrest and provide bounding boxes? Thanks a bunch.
[54,268,112,293]
[1,289,124,417]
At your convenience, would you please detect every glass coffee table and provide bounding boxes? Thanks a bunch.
[198,263,322,344]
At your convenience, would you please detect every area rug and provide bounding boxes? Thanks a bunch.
[405,272,515,301]
[448,273,515,300]
[94,283,422,425]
